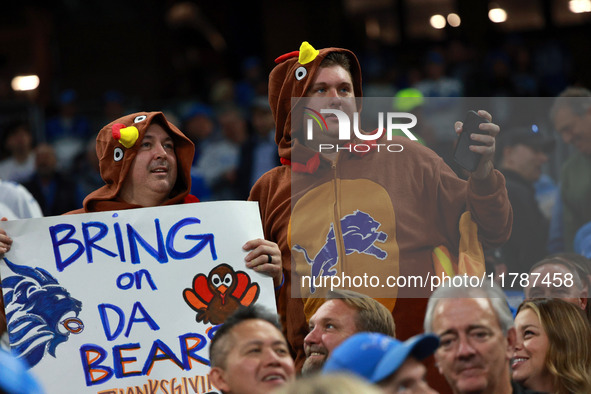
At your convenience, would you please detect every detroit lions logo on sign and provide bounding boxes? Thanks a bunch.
[292,210,388,293]
[2,258,84,368]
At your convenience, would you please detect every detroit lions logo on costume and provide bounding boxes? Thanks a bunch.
[292,210,388,293]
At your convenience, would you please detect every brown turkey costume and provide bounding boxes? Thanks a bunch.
[248,42,512,392]
[67,111,197,215]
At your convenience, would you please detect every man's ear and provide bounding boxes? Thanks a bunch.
[505,327,517,360]
[579,284,588,309]
[209,367,231,393]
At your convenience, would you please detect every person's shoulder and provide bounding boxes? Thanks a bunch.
[0,179,34,199]
[249,165,290,199]
[561,152,591,181]
[563,151,591,168]
[63,208,86,215]
[256,165,290,186]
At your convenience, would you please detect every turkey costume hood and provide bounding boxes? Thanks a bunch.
[68,111,195,213]
[269,41,363,164]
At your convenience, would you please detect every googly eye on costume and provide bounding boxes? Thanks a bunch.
[114,147,124,162]
[134,115,147,123]
[295,66,307,80]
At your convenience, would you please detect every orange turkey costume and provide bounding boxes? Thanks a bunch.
[248,42,512,393]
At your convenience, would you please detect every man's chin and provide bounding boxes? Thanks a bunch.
[301,356,326,375]
[455,376,488,393]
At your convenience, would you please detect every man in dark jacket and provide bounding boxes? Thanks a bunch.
[496,126,555,280]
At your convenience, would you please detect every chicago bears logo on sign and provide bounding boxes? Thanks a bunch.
[292,210,388,293]
[2,259,84,368]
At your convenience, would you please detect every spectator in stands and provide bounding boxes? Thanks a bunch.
[208,306,295,394]
[45,89,92,170]
[23,143,79,215]
[98,90,127,130]
[549,87,591,252]
[193,106,248,200]
[236,96,279,199]
[303,289,395,375]
[0,120,36,183]
[0,179,42,220]
[525,253,591,322]
[424,280,523,394]
[512,298,591,393]
[72,137,104,208]
[495,126,555,281]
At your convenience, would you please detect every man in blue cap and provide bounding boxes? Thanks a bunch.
[322,332,439,393]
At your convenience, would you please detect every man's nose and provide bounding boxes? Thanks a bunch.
[153,143,167,158]
[327,94,342,109]
[262,347,282,366]
[456,336,476,358]
[304,326,320,345]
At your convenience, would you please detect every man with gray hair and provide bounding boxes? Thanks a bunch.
[550,87,591,251]
[302,289,396,375]
[423,280,520,394]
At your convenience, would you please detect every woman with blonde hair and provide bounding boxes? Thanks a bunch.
[512,298,591,393]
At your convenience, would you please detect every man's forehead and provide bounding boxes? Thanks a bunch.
[311,299,356,322]
[532,262,570,275]
[312,65,353,84]
[433,298,498,331]
[145,123,172,138]
[143,123,173,139]
[230,319,284,343]
[554,105,579,126]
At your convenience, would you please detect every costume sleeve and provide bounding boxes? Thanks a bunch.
[467,169,513,248]
[434,156,512,250]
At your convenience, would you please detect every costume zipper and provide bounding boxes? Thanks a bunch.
[332,155,347,276]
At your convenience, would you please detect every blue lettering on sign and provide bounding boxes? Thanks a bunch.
[116,269,158,291]
[98,302,160,341]
[49,217,217,272]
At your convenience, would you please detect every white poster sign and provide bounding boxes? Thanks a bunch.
[0,201,276,394]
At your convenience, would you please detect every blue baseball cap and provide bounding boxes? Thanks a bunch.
[322,332,397,381]
[371,333,439,383]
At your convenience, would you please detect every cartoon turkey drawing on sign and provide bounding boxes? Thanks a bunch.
[183,263,260,325]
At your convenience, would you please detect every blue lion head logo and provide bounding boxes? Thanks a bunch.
[2,258,84,368]
[341,210,388,259]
